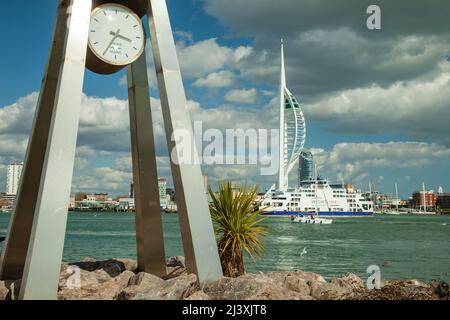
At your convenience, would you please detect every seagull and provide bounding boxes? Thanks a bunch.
[301,247,308,257]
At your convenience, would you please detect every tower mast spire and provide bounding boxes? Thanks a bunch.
[278,39,286,191]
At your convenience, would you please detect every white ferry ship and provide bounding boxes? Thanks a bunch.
[260,178,374,217]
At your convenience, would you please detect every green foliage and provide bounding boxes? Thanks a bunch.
[208,181,269,277]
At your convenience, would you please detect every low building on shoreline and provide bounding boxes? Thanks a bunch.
[69,177,174,213]
[436,193,450,214]
[411,190,437,211]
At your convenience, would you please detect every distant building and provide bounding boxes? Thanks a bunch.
[130,182,134,198]
[436,194,450,214]
[75,192,88,202]
[158,178,167,209]
[94,193,108,202]
[69,197,76,210]
[298,150,313,184]
[412,191,437,209]
[129,179,168,208]
[118,198,135,211]
[6,162,23,196]
[0,193,15,211]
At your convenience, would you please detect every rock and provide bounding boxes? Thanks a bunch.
[166,256,186,268]
[350,280,438,300]
[71,258,131,280]
[59,258,137,287]
[185,291,211,300]
[115,258,138,272]
[433,281,449,299]
[204,273,313,300]
[3,257,446,301]
[165,266,187,280]
[267,271,326,296]
[119,273,198,300]
[128,272,165,287]
[380,279,390,288]
[118,272,168,301]
[0,279,21,300]
[331,273,365,290]
[310,281,336,299]
[283,275,311,294]
[58,270,134,300]
[0,281,9,300]
[311,273,365,300]
[59,264,100,289]
[405,279,427,287]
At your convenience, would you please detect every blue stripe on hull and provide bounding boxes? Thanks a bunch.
[263,211,373,217]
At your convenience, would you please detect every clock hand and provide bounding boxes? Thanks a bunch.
[103,29,120,56]
[110,32,132,43]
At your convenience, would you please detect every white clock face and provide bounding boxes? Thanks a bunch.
[88,4,145,66]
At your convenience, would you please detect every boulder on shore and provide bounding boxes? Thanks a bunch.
[1,257,448,301]
[266,271,327,296]
[310,273,366,300]
[119,273,198,300]
[166,256,186,268]
[58,271,134,300]
[2,280,21,300]
[347,279,444,300]
[203,273,313,300]
[185,290,211,300]
[0,281,9,300]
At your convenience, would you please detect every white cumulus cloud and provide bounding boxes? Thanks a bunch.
[225,88,258,104]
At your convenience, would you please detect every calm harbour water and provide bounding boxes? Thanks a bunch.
[1,213,449,282]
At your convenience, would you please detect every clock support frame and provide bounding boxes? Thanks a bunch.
[0,0,223,300]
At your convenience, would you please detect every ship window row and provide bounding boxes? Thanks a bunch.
[272,203,283,207]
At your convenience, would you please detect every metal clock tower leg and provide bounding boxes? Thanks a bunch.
[0,0,74,282]
[127,53,167,277]
[18,0,92,300]
[147,0,223,284]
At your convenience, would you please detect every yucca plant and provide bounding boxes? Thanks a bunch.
[208,181,269,277]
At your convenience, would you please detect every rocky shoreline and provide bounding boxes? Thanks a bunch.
[1,257,448,300]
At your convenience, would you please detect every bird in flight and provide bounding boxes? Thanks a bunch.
[301,247,308,257]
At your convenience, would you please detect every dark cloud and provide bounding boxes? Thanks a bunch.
[204,0,450,99]
[204,0,450,38]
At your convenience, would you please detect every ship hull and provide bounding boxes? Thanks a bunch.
[262,211,374,217]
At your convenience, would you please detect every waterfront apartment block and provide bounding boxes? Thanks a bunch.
[298,149,314,184]
[158,178,168,209]
[6,162,23,196]
[411,190,437,209]
[436,194,450,214]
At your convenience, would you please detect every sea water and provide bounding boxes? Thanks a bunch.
[1,213,449,282]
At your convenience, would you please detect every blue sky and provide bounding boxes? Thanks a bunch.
[0,0,449,198]
[0,0,234,104]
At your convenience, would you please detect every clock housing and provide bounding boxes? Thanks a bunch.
[92,0,148,18]
[86,3,146,75]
